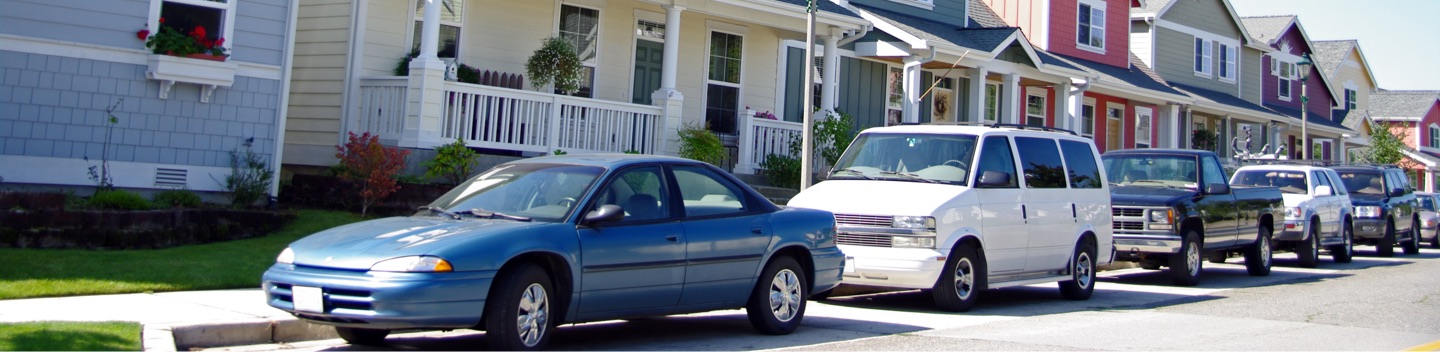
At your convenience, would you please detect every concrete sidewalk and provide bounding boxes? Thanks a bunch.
[0,289,335,351]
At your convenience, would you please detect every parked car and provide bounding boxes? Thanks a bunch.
[1330,164,1421,256]
[1230,164,1354,266]
[1415,192,1440,248]
[261,154,845,350]
[1102,149,1281,286]
[787,124,1113,312]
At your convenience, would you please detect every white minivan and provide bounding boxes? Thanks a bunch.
[787,124,1113,312]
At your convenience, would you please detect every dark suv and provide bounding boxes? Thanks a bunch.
[1331,164,1421,256]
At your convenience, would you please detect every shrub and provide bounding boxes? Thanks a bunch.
[815,109,857,166]
[220,145,274,208]
[424,138,480,185]
[336,132,411,217]
[153,189,202,208]
[88,190,153,210]
[677,122,725,166]
[393,49,420,76]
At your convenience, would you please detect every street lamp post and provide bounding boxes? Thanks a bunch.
[1296,54,1313,160]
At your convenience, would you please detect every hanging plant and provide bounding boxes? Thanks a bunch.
[525,37,583,94]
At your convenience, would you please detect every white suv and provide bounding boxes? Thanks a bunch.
[1230,164,1354,266]
[787,124,1113,312]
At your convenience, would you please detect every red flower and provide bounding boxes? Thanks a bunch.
[215,37,224,47]
[158,17,165,24]
[136,29,150,40]
[190,25,207,39]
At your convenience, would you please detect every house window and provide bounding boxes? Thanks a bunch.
[1194,37,1212,77]
[1080,104,1095,137]
[705,30,743,134]
[152,0,236,54]
[1135,107,1153,148]
[1345,89,1358,110]
[886,66,903,125]
[1278,61,1295,100]
[1219,44,1236,82]
[558,4,599,98]
[984,83,1000,123]
[1025,93,1046,127]
[1076,0,1105,51]
[412,0,464,58]
[1430,125,1439,148]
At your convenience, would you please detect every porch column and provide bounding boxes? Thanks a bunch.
[652,5,685,157]
[1067,82,1087,132]
[902,55,926,123]
[1053,82,1072,130]
[1160,104,1180,148]
[1002,73,1020,124]
[969,67,988,122]
[400,0,447,149]
[820,26,842,117]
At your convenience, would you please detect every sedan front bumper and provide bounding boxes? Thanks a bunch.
[262,264,496,330]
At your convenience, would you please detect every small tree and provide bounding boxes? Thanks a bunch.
[1363,121,1407,165]
[424,137,480,185]
[336,132,411,216]
[677,122,726,166]
[525,37,584,94]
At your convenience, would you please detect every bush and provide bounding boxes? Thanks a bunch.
[424,138,479,185]
[336,132,411,217]
[677,122,725,166]
[88,190,153,210]
[393,49,420,76]
[220,145,274,208]
[816,109,857,166]
[153,189,202,208]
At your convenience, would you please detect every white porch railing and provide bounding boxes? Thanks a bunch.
[735,116,804,174]
[355,77,409,141]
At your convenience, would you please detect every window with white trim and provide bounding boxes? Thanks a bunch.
[705,30,743,134]
[1430,124,1439,148]
[1345,88,1357,110]
[1076,0,1105,51]
[1219,44,1236,82]
[412,0,464,58]
[151,0,236,55]
[984,82,1000,123]
[1194,37,1212,77]
[886,66,903,125]
[1135,108,1152,148]
[1277,60,1295,100]
[1080,103,1095,137]
[558,4,599,98]
[1025,93,1046,127]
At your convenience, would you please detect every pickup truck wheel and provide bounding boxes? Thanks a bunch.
[933,243,984,312]
[1378,221,1396,257]
[1244,226,1272,276]
[1169,231,1202,286]
[335,327,389,346]
[747,256,807,335]
[1330,222,1354,263]
[1058,238,1096,300]
[1402,223,1421,255]
[1297,222,1320,268]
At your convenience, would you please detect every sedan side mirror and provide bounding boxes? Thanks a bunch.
[582,204,625,225]
[976,171,1011,188]
[1315,185,1333,196]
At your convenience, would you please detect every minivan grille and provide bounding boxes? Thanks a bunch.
[834,214,892,227]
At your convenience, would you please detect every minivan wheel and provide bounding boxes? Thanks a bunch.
[746,256,807,335]
[1169,231,1202,286]
[1330,222,1354,263]
[933,243,984,312]
[1297,222,1320,268]
[335,327,389,346]
[1244,226,1272,276]
[1403,223,1421,255]
[1058,238,1096,300]
[1378,221,1396,257]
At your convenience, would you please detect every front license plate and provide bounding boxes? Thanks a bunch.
[843,256,856,273]
[292,286,324,313]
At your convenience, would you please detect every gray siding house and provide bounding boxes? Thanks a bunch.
[0,0,296,195]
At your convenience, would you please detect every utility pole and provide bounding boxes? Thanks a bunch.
[800,0,817,189]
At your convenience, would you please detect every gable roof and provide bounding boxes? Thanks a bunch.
[1370,90,1440,121]
[1264,103,1351,132]
[1340,109,1373,131]
[771,0,863,19]
[851,2,1032,58]
[1172,83,1279,118]
[1239,15,1295,45]
[966,0,1011,28]
[1043,52,1188,102]
[1311,40,1379,88]
[1135,0,1261,49]
[1132,0,1173,16]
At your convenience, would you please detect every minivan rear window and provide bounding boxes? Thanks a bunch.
[1015,137,1066,188]
[1059,140,1102,189]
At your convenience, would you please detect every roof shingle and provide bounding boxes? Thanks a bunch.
[1370,91,1440,120]
[1239,15,1294,45]
[1310,40,1356,80]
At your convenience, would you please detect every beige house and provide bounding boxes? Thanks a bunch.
[1311,39,1380,161]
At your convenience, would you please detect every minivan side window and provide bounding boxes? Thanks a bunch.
[975,136,1019,188]
[1058,139,1102,189]
[1015,137,1067,188]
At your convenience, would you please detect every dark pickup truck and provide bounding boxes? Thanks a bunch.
[1101,149,1283,286]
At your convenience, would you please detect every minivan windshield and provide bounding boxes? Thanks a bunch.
[829,133,978,185]
[1101,154,1199,189]
[426,163,602,222]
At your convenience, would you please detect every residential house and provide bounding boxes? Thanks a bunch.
[1241,15,1349,161]
[1369,90,1440,191]
[0,0,297,196]
[978,0,1192,152]
[1131,0,1292,163]
[1311,39,1380,161]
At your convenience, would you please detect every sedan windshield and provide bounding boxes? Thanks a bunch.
[829,133,977,185]
[425,163,602,222]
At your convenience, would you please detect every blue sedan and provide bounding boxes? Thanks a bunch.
[261,154,844,350]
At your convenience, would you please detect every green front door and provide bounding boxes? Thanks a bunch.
[632,39,664,105]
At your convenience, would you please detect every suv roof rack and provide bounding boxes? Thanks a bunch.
[1328,162,1401,169]
[1240,159,1338,166]
[895,122,1079,136]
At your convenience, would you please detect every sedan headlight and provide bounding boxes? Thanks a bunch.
[893,216,936,230]
[891,236,936,248]
[276,247,294,264]
[371,256,454,272]
[1284,207,1303,219]
[1355,206,1381,218]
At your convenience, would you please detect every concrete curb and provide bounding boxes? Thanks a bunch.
[142,317,338,351]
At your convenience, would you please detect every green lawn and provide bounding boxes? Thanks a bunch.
[0,321,140,351]
[0,209,364,300]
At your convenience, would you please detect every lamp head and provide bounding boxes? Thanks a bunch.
[1296,53,1313,81]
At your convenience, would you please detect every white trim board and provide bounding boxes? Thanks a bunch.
[0,34,283,80]
[0,155,237,192]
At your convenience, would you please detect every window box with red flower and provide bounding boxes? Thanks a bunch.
[137,16,235,102]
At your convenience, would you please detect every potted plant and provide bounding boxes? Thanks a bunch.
[137,18,229,61]
[524,37,583,94]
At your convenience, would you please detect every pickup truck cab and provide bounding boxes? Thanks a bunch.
[787,124,1113,312]
[1101,149,1281,286]
[1330,164,1421,256]
[1230,164,1354,266]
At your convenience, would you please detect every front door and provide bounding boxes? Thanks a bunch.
[632,39,664,105]
[576,166,684,316]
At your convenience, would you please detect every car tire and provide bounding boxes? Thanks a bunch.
[1169,231,1202,286]
[1378,220,1396,257]
[747,256,808,335]
[484,264,554,351]
[1403,223,1421,255]
[1431,228,1440,249]
[933,243,984,312]
[1330,221,1354,264]
[1058,238,1096,300]
[1244,226,1272,276]
[1297,222,1320,268]
[335,327,389,346]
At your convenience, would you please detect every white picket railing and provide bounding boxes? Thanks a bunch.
[354,77,409,141]
[736,115,804,174]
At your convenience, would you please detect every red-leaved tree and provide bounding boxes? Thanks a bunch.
[335,132,411,216]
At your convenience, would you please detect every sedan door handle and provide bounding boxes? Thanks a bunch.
[751,226,764,235]
[665,234,681,242]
